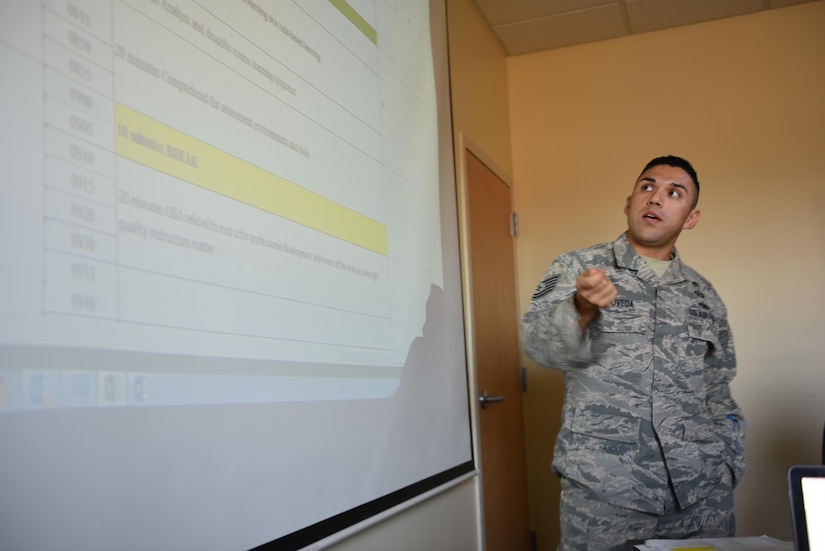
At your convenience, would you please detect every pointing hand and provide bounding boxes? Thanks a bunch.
[574,268,617,330]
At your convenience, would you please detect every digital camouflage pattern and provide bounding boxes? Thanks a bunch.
[559,475,734,551]
[522,233,745,515]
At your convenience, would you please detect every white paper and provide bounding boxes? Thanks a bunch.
[638,535,793,551]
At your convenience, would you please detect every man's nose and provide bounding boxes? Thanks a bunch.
[648,191,663,206]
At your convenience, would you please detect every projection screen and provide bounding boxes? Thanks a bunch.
[0,0,474,549]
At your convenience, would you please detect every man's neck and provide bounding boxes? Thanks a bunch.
[627,237,674,261]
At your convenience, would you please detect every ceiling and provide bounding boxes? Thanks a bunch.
[472,0,817,55]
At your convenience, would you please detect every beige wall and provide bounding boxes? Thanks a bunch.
[447,0,514,180]
[509,0,825,547]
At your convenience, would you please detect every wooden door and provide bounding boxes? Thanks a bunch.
[465,149,531,550]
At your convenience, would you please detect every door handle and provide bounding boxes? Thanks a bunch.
[478,390,504,410]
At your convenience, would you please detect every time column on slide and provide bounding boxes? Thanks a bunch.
[42,1,117,321]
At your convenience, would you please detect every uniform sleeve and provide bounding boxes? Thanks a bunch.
[704,307,746,487]
[521,254,593,372]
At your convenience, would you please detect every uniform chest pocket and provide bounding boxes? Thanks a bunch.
[687,318,720,356]
[591,308,651,368]
[595,308,647,339]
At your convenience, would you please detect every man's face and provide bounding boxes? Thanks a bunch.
[624,164,700,260]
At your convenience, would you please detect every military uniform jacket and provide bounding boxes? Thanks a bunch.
[521,233,745,514]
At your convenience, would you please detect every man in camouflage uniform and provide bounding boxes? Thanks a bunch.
[521,156,745,550]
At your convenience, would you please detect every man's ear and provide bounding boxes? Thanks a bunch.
[624,196,631,215]
[682,209,701,230]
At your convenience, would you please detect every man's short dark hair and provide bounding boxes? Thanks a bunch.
[640,155,700,207]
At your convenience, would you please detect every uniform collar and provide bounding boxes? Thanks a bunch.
[613,232,686,284]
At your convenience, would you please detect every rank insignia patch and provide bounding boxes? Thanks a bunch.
[532,275,559,299]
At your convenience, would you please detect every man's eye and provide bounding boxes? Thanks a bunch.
[642,184,653,191]
[669,189,681,198]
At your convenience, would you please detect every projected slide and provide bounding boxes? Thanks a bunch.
[1,0,444,408]
[1,2,472,549]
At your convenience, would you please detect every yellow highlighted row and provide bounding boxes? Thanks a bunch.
[114,103,387,255]
[329,0,377,45]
